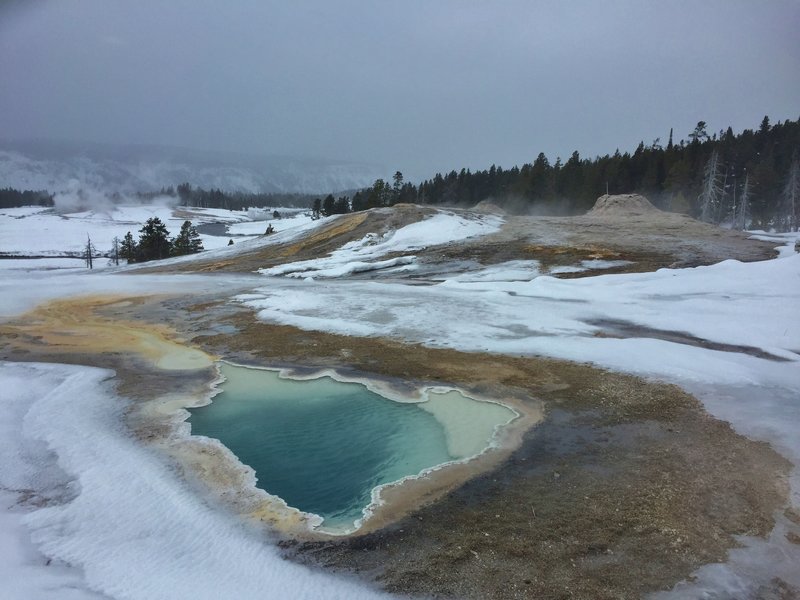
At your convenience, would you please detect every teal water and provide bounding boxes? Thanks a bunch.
[188,363,461,530]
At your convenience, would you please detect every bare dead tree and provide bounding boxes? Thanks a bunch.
[715,165,730,224]
[699,150,724,223]
[733,172,751,231]
[781,152,800,232]
[84,234,97,269]
[110,236,120,266]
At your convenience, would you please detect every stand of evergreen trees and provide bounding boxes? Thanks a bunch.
[403,115,799,229]
[120,218,204,263]
[0,188,54,209]
[344,115,799,230]
[175,183,317,210]
[3,115,797,230]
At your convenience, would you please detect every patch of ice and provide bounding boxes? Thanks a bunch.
[548,259,633,275]
[444,260,541,283]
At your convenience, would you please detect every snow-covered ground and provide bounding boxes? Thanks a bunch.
[0,203,308,261]
[260,211,503,279]
[1,203,799,599]
[0,362,385,600]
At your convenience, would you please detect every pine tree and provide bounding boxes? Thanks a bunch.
[392,171,404,203]
[188,224,204,253]
[689,121,709,144]
[322,194,335,217]
[333,196,350,214]
[365,179,388,209]
[172,220,204,256]
[177,182,193,206]
[351,190,365,212]
[137,217,171,262]
[120,231,137,263]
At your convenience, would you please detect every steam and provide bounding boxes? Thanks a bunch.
[476,195,578,217]
[52,179,178,215]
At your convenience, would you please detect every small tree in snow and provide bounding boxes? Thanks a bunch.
[137,217,171,262]
[172,220,204,256]
[120,231,137,263]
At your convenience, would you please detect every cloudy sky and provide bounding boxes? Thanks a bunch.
[1,0,798,180]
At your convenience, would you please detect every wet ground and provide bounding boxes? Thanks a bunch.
[0,204,794,598]
[0,284,794,599]
[141,205,777,279]
[187,302,792,599]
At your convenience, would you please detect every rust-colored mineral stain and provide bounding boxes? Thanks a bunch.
[4,295,214,370]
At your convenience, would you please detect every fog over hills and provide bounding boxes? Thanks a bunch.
[0,139,386,195]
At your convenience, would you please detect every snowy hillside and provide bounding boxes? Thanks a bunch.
[0,140,386,195]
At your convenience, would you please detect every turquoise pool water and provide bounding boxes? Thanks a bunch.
[188,362,514,531]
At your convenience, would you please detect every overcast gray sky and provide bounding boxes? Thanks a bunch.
[1,0,798,179]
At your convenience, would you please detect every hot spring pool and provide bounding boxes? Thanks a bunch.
[188,362,516,532]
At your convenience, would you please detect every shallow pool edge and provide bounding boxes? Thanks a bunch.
[140,359,541,539]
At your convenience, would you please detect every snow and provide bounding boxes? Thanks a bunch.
[0,257,99,271]
[242,254,800,383]
[748,230,800,258]
[441,258,634,283]
[443,260,542,282]
[1,206,799,598]
[236,237,800,597]
[0,362,387,600]
[126,212,333,271]
[0,269,269,318]
[260,211,503,278]
[0,203,261,256]
[227,211,314,235]
[0,365,109,600]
